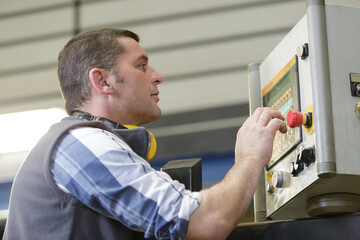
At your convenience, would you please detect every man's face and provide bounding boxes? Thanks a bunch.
[110,37,163,125]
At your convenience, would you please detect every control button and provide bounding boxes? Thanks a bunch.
[298,146,316,167]
[266,181,274,195]
[287,110,305,128]
[272,171,291,188]
[296,43,309,60]
[355,83,360,96]
[351,82,360,97]
[356,102,360,114]
[287,110,312,128]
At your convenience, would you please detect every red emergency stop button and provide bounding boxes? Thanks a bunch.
[287,110,306,128]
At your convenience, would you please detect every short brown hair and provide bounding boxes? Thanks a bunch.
[57,28,140,114]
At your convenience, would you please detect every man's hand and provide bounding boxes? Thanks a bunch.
[235,107,287,168]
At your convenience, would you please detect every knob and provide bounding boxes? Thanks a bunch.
[351,82,360,97]
[287,110,312,128]
[291,161,304,177]
[272,171,290,188]
[298,147,316,167]
[356,83,360,96]
[356,102,360,114]
[296,43,309,60]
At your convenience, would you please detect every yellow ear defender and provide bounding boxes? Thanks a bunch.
[124,125,157,161]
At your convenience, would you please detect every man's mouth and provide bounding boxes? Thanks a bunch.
[151,91,159,96]
[151,92,159,101]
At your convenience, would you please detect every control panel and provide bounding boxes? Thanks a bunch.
[262,56,301,170]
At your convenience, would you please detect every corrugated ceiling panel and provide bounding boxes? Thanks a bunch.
[0,68,59,102]
[150,33,285,79]
[0,0,71,15]
[80,0,268,29]
[0,36,70,73]
[134,2,304,50]
[80,1,304,50]
[0,8,73,44]
[158,71,249,114]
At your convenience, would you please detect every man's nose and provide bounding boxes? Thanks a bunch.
[150,68,163,84]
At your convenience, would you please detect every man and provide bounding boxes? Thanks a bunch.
[4,28,286,240]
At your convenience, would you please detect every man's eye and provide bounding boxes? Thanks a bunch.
[139,64,146,71]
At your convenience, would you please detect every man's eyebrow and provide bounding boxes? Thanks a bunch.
[135,55,148,63]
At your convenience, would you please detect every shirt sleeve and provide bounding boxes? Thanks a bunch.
[51,127,201,239]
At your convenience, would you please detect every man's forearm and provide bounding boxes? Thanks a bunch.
[186,159,263,240]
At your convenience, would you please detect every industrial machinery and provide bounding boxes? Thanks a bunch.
[248,0,360,221]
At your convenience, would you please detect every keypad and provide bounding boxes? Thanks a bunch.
[269,87,298,167]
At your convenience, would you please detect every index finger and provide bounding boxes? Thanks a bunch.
[257,108,285,127]
[267,118,287,134]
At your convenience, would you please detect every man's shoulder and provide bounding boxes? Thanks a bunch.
[59,125,132,155]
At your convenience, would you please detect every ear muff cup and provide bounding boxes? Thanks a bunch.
[124,125,157,161]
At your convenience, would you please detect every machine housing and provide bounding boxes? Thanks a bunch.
[248,0,360,220]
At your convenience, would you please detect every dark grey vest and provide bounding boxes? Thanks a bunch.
[3,117,147,240]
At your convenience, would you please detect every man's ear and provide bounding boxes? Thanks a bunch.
[89,68,113,95]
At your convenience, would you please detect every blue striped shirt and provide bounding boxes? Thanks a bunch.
[51,127,201,239]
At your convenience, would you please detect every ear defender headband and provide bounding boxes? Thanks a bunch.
[71,111,157,161]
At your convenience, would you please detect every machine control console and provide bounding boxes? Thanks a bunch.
[262,56,302,169]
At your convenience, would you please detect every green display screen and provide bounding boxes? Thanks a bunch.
[263,65,295,107]
[264,71,291,106]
